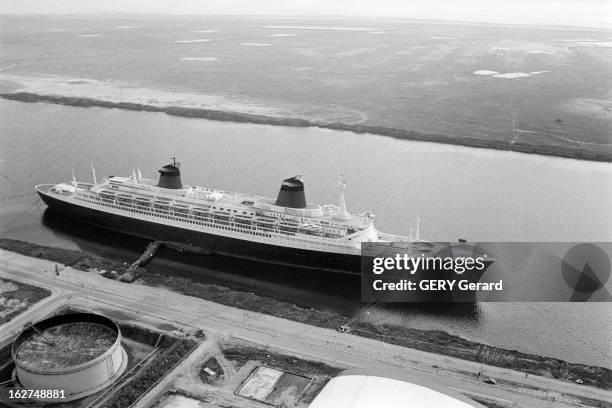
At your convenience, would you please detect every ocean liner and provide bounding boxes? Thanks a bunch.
[36,160,490,275]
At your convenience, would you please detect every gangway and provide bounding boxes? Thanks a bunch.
[119,241,163,282]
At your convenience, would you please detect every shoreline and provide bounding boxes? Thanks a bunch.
[0,238,610,390]
[2,91,611,163]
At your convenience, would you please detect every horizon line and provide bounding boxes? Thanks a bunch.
[0,13,610,31]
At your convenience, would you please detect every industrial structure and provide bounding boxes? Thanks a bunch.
[309,368,487,408]
[11,312,127,402]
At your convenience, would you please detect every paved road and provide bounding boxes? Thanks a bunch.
[1,249,610,408]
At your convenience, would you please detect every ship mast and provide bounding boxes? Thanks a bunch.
[334,172,351,221]
[91,162,97,184]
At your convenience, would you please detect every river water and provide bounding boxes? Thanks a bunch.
[1,99,611,367]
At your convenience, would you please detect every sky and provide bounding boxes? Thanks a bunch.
[0,0,610,29]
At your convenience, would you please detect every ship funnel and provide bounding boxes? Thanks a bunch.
[275,176,307,208]
[157,162,183,189]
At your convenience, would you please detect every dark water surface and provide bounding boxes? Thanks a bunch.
[1,100,610,367]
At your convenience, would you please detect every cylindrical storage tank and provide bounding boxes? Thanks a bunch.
[12,313,128,402]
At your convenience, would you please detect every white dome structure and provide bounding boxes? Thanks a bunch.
[310,369,486,408]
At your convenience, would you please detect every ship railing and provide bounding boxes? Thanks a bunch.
[377,232,414,243]
[75,191,102,202]
[75,191,357,243]
[79,190,278,234]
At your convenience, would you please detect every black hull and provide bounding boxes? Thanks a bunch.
[37,190,362,275]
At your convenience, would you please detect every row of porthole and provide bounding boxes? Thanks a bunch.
[76,197,350,247]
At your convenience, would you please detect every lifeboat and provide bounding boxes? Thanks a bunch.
[172,203,190,216]
[117,194,134,206]
[323,227,347,238]
[99,190,116,203]
[255,216,276,229]
[300,224,322,236]
[279,220,299,233]
[135,196,153,208]
[234,214,254,225]
[212,210,230,221]
[154,201,170,212]
[192,207,210,219]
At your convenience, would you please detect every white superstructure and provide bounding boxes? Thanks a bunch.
[37,163,412,256]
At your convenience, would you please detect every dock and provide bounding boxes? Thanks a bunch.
[119,241,163,282]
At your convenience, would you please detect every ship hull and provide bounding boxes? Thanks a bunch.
[37,189,362,274]
[37,187,494,288]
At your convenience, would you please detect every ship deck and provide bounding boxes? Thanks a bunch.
[94,178,375,230]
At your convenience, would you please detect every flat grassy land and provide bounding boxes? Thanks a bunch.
[1,16,610,161]
[4,92,609,161]
[0,277,51,325]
